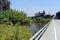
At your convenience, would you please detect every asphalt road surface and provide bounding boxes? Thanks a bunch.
[40,20,60,40]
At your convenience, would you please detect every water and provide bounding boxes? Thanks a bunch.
[30,23,44,34]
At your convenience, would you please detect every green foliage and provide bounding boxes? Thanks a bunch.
[0,9,32,26]
[0,9,33,40]
[32,17,51,25]
[37,17,51,24]
[19,26,33,40]
[0,24,33,40]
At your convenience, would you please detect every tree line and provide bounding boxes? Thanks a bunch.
[34,11,54,18]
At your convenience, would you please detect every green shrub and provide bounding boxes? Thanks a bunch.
[0,9,32,26]
[0,24,33,40]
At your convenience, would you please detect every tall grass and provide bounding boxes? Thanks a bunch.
[0,24,33,40]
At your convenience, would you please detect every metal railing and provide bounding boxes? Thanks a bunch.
[29,21,51,40]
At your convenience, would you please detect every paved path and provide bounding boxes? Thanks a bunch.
[40,20,60,40]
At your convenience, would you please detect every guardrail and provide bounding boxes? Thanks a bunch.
[29,21,51,40]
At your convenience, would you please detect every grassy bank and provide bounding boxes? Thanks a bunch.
[0,24,33,40]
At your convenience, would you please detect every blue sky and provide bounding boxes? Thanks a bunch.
[10,0,60,16]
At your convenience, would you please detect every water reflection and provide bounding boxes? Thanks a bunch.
[30,23,44,35]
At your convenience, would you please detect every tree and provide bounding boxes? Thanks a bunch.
[35,12,41,17]
[56,11,60,19]
[44,14,51,18]
[34,10,46,18]
[40,10,45,17]
[51,15,54,18]
[0,0,10,11]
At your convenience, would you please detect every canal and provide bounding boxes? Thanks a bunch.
[30,23,44,35]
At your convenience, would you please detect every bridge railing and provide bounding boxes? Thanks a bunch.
[29,21,51,40]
